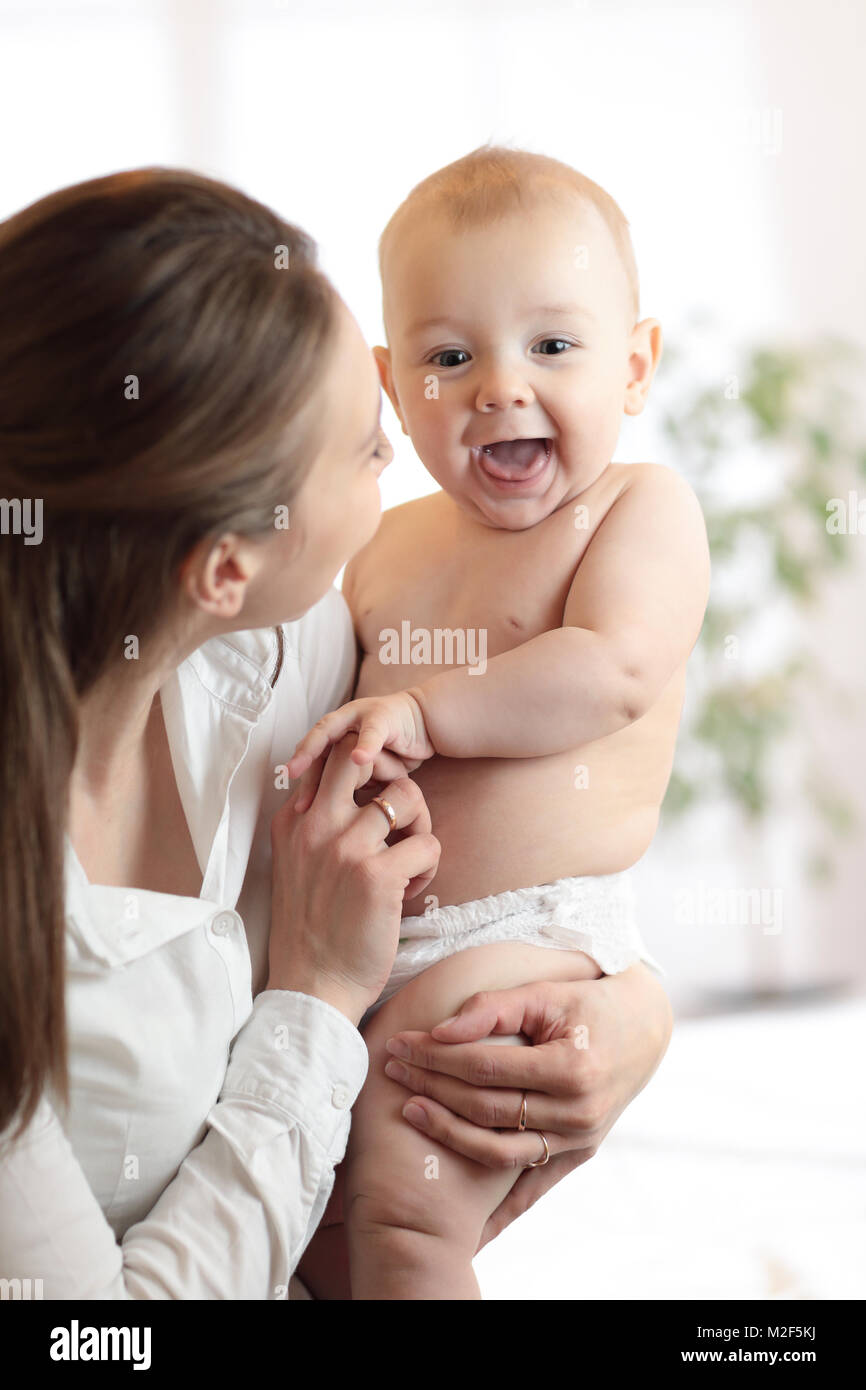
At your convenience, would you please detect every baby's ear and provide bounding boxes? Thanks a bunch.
[372,343,390,389]
[372,344,408,435]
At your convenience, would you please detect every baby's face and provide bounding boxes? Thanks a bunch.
[376,194,660,529]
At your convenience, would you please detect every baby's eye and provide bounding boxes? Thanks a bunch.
[429,348,470,368]
[533,338,576,356]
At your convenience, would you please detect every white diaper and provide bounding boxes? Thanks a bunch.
[362,869,664,1025]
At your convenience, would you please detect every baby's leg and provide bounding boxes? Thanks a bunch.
[343,941,601,1300]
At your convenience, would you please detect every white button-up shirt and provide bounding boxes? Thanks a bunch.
[0,586,370,1299]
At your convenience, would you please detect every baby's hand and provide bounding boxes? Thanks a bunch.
[285,692,435,812]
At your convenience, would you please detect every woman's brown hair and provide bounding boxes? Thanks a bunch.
[0,168,340,1139]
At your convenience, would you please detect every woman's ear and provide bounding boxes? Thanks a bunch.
[180,532,265,621]
[372,345,409,436]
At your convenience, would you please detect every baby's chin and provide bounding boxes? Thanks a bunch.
[426,442,576,529]
[439,479,566,532]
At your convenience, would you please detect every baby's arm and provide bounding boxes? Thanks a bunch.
[407,464,710,758]
[286,466,710,785]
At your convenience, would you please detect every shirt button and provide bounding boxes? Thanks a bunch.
[212,910,241,936]
[331,1084,351,1109]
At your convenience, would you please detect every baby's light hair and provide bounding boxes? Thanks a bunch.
[378,143,640,328]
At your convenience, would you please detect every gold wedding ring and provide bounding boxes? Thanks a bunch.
[370,795,397,834]
[518,1091,549,1166]
[526,1132,550,1168]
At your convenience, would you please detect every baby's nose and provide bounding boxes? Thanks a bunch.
[475,365,534,412]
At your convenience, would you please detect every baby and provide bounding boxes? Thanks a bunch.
[290,146,710,1299]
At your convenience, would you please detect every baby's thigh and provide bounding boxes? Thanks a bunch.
[345,941,599,1249]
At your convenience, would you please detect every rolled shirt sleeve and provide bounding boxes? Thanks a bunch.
[0,991,367,1299]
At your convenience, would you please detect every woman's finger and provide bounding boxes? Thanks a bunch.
[291,737,413,816]
[395,1093,569,1170]
[284,736,328,777]
[291,737,365,815]
[347,775,440,899]
[353,749,414,800]
[290,747,330,814]
[286,709,357,777]
[292,739,411,816]
[427,981,560,1043]
[295,742,439,901]
[382,1055,574,1135]
[349,774,432,845]
[331,769,439,897]
[294,729,378,828]
[384,1029,578,1097]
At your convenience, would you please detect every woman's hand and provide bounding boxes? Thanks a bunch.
[267,733,440,1025]
[379,964,673,1250]
[285,692,435,814]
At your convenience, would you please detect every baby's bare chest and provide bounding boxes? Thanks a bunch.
[352,491,610,696]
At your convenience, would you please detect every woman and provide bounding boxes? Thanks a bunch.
[0,169,672,1298]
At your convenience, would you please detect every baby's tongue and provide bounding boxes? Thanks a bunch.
[481,438,546,477]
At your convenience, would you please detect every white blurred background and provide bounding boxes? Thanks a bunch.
[2,0,862,1299]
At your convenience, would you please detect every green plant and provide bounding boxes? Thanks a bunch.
[657,319,865,878]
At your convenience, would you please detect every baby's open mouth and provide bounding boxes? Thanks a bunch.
[475,437,552,482]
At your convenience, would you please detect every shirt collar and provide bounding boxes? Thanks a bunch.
[66,627,281,963]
